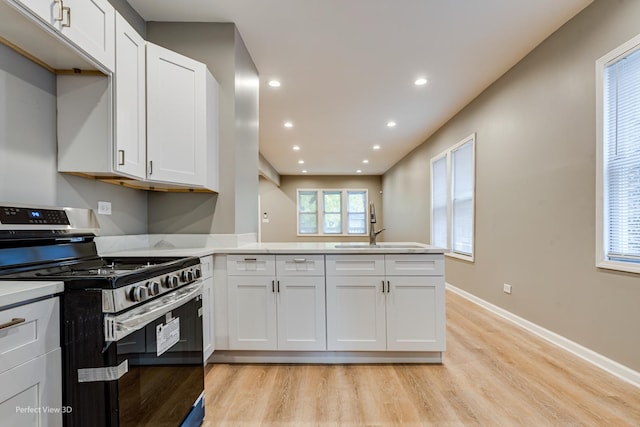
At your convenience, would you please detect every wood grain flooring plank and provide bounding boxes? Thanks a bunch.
[203,290,640,426]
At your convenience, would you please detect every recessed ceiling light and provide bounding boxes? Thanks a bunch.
[373,145,381,150]
[292,145,301,151]
[284,121,293,128]
[356,169,362,174]
[268,80,281,87]
[414,77,428,86]
[298,160,305,164]
[302,169,308,173]
[362,159,369,164]
[387,121,396,128]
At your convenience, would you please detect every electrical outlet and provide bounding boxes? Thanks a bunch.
[98,201,112,215]
[503,283,512,294]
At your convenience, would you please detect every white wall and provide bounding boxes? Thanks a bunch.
[382,0,640,372]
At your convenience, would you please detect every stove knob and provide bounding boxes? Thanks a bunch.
[130,286,149,302]
[147,281,161,296]
[165,275,179,289]
[194,268,202,279]
[182,270,195,282]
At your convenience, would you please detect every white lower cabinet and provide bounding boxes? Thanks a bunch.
[326,254,446,352]
[326,276,386,351]
[0,297,62,427]
[220,252,445,359]
[227,255,326,351]
[200,255,215,361]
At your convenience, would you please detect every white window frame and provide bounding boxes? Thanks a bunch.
[430,133,476,262]
[596,32,640,274]
[296,188,369,237]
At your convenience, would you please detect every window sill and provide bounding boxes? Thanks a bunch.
[597,260,640,275]
[445,252,474,263]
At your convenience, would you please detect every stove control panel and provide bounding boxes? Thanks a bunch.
[0,206,70,225]
[101,264,202,313]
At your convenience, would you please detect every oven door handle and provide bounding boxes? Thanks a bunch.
[104,281,202,342]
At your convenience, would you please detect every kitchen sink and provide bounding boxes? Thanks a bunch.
[334,243,424,249]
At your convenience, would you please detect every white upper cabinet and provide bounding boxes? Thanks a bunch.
[14,0,115,71]
[114,13,145,179]
[146,43,218,189]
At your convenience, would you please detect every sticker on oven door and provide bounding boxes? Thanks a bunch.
[156,317,180,356]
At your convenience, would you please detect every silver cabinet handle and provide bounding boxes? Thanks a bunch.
[62,5,71,27]
[148,160,153,175]
[0,317,26,330]
[54,0,64,22]
[117,150,125,166]
[293,258,306,263]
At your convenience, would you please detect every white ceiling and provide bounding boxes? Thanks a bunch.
[128,0,592,176]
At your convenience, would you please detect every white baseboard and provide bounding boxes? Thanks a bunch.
[446,283,640,389]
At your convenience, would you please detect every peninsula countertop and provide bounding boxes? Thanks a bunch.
[99,241,446,258]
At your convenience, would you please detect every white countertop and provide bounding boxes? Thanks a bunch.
[0,281,64,309]
[100,241,446,258]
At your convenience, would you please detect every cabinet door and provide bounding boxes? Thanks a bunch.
[386,276,446,351]
[147,43,207,187]
[63,0,115,71]
[326,276,386,351]
[114,13,145,179]
[0,348,62,427]
[277,277,326,351]
[12,0,114,71]
[201,276,215,360]
[228,276,277,350]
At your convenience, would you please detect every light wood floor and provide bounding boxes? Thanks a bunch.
[202,290,640,426]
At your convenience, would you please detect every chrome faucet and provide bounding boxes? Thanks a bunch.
[369,202,385,245]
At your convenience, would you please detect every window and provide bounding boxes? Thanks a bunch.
[596,33,640,274]
[297,189,368,236]
[430,134,475,261]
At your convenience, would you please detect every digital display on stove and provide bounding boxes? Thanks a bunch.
[0,206,70,225]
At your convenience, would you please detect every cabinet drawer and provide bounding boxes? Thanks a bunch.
[276,255,325,276]
[0,298,60,375]
[0,348,62,427]
[200,255,213,279]
[326,255,385,276]
[385,254,444,276]
[227,255,275,276]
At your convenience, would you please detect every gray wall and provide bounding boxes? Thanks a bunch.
[146,23,259,235]
[383,0,640,372]
[0,43,147,235]
[107,0,146,37]
[259,175,383,242]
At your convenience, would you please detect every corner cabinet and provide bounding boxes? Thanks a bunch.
[146,43,219,190]
[56,27,219,191]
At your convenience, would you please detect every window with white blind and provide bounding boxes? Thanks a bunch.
[297,189,368,236]
[430,134,475,261]
[596,33,640,274]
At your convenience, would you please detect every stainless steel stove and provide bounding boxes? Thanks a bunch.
[0,204,205,427]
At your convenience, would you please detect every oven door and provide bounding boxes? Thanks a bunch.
[105,282,204,427]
